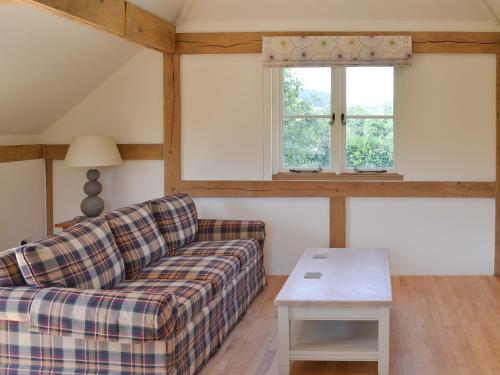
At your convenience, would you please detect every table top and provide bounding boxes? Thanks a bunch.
[275,248,392,307]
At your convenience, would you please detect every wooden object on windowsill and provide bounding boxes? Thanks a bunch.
[54,216,89,230]
[272,172,404,181]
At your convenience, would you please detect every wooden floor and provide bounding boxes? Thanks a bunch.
[200,275,500,375]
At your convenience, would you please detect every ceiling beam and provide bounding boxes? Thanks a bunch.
[176,31,500,54]
[22,0,175,52]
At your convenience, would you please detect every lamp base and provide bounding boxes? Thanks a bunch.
[81,168,104,217]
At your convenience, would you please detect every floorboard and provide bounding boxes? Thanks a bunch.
[200,275,500,375]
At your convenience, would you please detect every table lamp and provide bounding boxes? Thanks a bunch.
[65,136,122,217]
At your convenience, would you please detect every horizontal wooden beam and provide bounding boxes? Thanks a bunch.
[24,0,175,53]
[176,32,500,55]
[0,144,44,163]
[179,180,495,198]
[44,143,164,160]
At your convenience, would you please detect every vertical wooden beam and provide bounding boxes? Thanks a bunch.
[495,54,500,275]
[45,158,54,236]
[164,53,181,195]
[330,197,346,248]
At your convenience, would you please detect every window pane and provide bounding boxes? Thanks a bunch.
[346,67,393,116]
[345,118,393,169]
[283,118,331,169]
[284,67,331,115]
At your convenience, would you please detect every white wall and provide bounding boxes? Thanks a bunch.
[42,48,165,224]
[348,198,495,275]
[182,53,497,275]
[0,160,46,249]
[181,54,265,180]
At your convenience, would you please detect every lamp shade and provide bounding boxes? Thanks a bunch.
[65,136,122,167]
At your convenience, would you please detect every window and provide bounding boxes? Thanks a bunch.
[275,66,395,173]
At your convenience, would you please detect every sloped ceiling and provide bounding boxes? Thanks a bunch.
[127,0,186,24]
[0,3,141,135]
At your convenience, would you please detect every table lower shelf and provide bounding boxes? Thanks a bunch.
[290,320,378,361]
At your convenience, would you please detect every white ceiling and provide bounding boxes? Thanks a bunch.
[0,3,141,135]
[132,0,500,31]
[180,0,500,31]
[127,0,186,24]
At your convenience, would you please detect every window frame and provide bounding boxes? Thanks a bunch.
[273,66,397,174]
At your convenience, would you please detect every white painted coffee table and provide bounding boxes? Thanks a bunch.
[275,248,392,375]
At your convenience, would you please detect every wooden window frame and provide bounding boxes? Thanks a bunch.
[273,66,397,178]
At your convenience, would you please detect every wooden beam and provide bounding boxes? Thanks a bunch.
[24,0,175,53]
[330,197,346,248]
[44,144,163,160]
[176,32,500,55]
[495,54,500,275]
[0,144,44,163]
[25,0,126,35]
[179,180,495,198]
[45,159,53,235]
[125,3,175,53]
[164,53,182,195]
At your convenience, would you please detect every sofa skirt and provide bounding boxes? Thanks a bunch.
[0,257,266,375]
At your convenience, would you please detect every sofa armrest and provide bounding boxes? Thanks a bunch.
[0,287,40,322]
[29,287,178,343]
[196,219,266,251]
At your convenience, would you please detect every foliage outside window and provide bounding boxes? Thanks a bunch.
[280,66,394,172]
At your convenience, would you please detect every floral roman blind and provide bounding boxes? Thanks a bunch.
[262,35,412,67]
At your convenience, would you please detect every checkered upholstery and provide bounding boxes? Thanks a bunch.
[0,287,39,322]
[195,219,266,250]
[0,261,267,375]
[0,248,26,287]
[135,255,240,294]
[105,204,168,278]
[29,286,178,342]
[0,321,169,374]
[15,217,125,289]
[172,239,259,269]
[116,279,213,333]
[149,193,198,251]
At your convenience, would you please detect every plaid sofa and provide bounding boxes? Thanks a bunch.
[0,193,266,374]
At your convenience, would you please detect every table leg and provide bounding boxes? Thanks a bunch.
[378,307,390,375]
[278,306,290,375]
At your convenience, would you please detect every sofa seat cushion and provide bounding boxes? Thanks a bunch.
[172,239,259,269]
[134,255,239,294]
[116,279,213,332]
[105,204,168,278]
[16,217,125,289]
[148,194,198,251]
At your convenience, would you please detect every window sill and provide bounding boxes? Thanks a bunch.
[272,172,404,181]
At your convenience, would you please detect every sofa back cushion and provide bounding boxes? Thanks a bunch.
[16,217,125,289]
[148,193,198,251]
[0,248,26,287]
[105,203,168,278]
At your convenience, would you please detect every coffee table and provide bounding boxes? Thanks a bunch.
[275,248,392,375]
